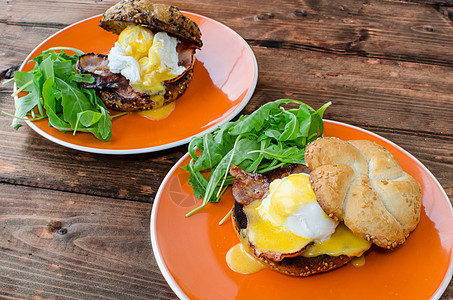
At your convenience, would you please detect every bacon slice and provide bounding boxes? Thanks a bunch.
[75,43,196,111]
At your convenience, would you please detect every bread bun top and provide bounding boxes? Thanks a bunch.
[99,0,202,48]
[304,137,422,249]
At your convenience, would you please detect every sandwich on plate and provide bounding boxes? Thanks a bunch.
[229,137,422,276]
[77,0,202,112]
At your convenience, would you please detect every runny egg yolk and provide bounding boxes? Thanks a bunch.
[117,24,154,61]
[109,25,185,104]
[351,255,366,267]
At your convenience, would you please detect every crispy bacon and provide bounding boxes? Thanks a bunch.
[230,164,310,206]
[230,165,270,206]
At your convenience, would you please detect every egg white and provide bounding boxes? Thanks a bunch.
[257,173,338,240]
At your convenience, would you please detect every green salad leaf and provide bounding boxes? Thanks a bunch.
[4,48,116,142]
[183,99,331,217]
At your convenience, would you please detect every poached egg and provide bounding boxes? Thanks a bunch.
[245,173,338,255]
[226,173,372,274]
[107,25,185,118]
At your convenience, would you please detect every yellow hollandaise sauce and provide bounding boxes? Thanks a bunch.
[137,101,175,120]
[226,243,265,274]
[351,255,366,267]
[301,223,372,257]
[245,199,313,255]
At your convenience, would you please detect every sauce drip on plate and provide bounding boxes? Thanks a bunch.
[137,102,175,120]
[226,243,265,274]
[351,255,366,267]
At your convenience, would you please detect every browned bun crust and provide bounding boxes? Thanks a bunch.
[232,201,353,276]
[305,137,422,249]
[98,66,193,111]
[99,0,202,48]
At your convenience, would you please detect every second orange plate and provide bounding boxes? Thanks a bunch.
[151,120,453,300]
[19,13,257,154]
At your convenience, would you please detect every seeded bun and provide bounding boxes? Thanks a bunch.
[232,201,353,276]
[100,0,202,48]
[304,137,422,249]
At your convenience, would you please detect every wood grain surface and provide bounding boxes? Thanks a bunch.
[1,0,452,299]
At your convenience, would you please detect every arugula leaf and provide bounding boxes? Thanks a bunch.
[231,136,260,168]
[45,103,72,132]
[5,48,115,142]
[72,73,95,83]
[53,60,75,79]
[42,77,56,110]
[186,160,210,199]
[95,106,112,141]
[11,93,40,130]
[229,100,283,134]
[77,111,102,127]
[56,78,96,127]
[184,99,331,217]
[12,71,35,93]
[39,56,55,79]
[192,133,225,171]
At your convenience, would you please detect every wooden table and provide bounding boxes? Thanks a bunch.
[1,0,452,299]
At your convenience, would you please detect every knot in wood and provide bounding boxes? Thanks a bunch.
[56,228,68,235]
[257,13,274,20]
[0,63,20,80]
[293,10,307,17]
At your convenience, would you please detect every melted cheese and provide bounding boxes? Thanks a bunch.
[226,243,265,274]
[245,197,313,254]
[301,223,372,257]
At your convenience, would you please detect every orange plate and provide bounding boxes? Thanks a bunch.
[151,120,453,300]
[18,13,257,154]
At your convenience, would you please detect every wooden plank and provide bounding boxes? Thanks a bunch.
[0,23,58,71]
[396,0,453,7]
[2,0,453,66]
[0,183,175,299]
[249,46,453,136]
